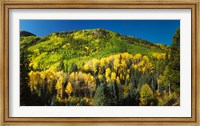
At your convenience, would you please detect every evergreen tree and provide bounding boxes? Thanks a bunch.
[108,80,118,105]
[20,50,32,105]
[94,83,110,106]
[167,28,180,93]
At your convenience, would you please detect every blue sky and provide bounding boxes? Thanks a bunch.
[20,20,180,45]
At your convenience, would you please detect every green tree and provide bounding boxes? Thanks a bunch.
[172,28,180,48]
[20,36,41,105]
[129,74,139,105]
[167,28,180,93]
[158,66,171,94]
[108,80,118,105]
[129,74,138,99]
[94,83,109,106]
[20,50,32,105]
[140,83,153,106]
[70,63,78,73]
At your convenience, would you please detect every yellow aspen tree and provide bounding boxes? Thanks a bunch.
[55,76,64,98]
[116,76,121,85]
[65,82,73,96]
[111,72,116,81]
[113,59,120,72]
[105,68,111,78]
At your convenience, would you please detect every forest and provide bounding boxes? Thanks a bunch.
[20,28,180,106]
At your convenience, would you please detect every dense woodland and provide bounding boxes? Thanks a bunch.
[20,28,180,106]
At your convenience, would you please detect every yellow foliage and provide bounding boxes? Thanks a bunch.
[113,59,120,71]
[50,34,64,42]
[116,76,120,84]
[100,58,106,67]
[78,72,84,82]
[152,53,166,60]
[32,62,38,70]
[69,72,78,84]
[143,56,149,62]
[134,53,142,60]
[55,76,64,90]
[98,74,103,81]
[121,52,133,60]
[83,73,89,83]
[147,62,154,72]
[73,32,85,40]
[140,83,153,106]
[87,75,96,89]
[138,60,145,67]
[40,71,46,80]
[142,67,146,74]
[92,59,99,65]
[85,46,89,50]
[120,73,124,80]
[83,63,90,71]
[65,82,73,96]
[111,72,116,81]
[133,64,138,70]
[92,59,99,74]
[105,68,111,78]
[29,71,40,91]
[106,77,111,84]
[68,72,96,94]
[55,75,65,98]
[121,60,127,68]
[28,66,67,94]
[126,74,130,80]
[27,52,160,103]
[29,70,49,91]
[45,67,57,84]
[113,54,120,59]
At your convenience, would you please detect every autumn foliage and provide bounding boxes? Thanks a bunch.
[27,52,178,106]
[20,28,180,106]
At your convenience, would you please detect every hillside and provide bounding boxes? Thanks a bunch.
[20,30,36,37]
[20,28,166,71]
[20,28,179,106]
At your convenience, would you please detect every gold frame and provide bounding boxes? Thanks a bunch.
[0,0,199,125]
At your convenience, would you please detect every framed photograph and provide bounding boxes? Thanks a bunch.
[1,0,199,125]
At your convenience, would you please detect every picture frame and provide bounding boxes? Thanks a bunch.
[0,0,199,125]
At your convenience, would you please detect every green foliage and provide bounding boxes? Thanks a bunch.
[156,90,179,106]
[163,28,180,94]
[94,83,110,106]
[20,28,180,106]
[108,80,118,105]
[23,29,164,71]
[172,28,180,48]
[140,83,153,106]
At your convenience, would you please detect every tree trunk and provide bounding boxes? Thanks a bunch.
[169,83,171,94]
[157,78,159,91]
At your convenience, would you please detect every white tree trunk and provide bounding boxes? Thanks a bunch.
[169,83,171,94]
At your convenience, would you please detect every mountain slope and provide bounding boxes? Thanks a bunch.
[20,30,36,37]
[20,28,180,106]
[20,28,166,71]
